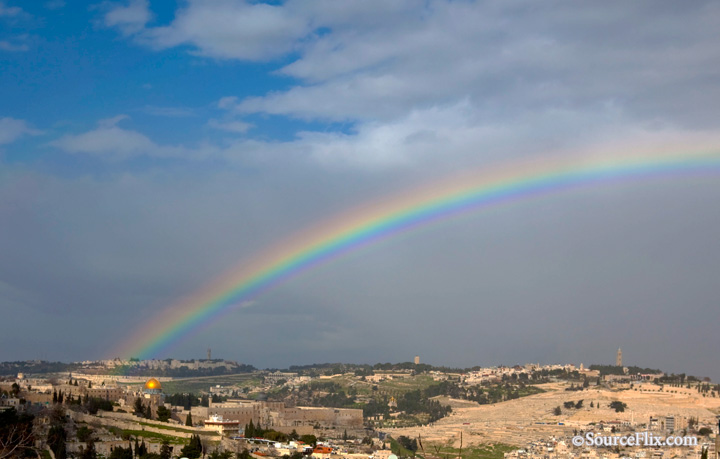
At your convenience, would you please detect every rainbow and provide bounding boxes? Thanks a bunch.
[110,149,720,359]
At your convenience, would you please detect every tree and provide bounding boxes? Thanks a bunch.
[609,401,627,413]
[134,398,145,417]
[396,436,418,453]
[200,395,209,407]
[108,445,133,459]
[0,408,36,459]
[144,405,152,420]
[159,441,172,459]
[157,406,171,423]
[698,427,713,436]
[86,398,113,415]
[180,435,202,459]
[575,400,583,409]
[76,426,93,443]
[299,435,317,447]
[553,406,562,416]
[185,413,193,427]
[208,452,233,459]
[47,425,67,459]
[137,440,147,458]
[264,431,287,442]
[79,439,97,459]
[244,420,255,438]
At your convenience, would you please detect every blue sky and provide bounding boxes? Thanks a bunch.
[2,0,720,378]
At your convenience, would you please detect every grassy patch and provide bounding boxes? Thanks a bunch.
[136,422,218,436]
[388,436,417,457]
[162,375,261,394]
[423,443,516,459]
[120,429,190,445]
[517,386,545,397]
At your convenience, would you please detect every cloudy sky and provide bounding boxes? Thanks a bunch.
[2,0,720,378]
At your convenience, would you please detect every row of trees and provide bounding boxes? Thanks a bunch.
[553,400,622,415]
[242,420,317,446]
[132,399,170,422]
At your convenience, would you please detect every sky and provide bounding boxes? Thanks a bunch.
[1,0,720,378]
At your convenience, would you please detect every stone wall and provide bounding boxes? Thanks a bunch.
[207,401,362,430]
[69,411,219,440]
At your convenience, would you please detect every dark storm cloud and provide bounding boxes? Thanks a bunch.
[1,0,719,380]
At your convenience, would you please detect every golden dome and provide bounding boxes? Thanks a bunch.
[144,378,161,390]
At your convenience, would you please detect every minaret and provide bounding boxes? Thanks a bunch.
[207,348,211,360]
[616,348,622,367]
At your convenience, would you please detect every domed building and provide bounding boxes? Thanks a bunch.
[144,378,162,395]
[140,377,165,420]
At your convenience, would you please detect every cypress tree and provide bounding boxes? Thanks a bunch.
[160,441,172,459]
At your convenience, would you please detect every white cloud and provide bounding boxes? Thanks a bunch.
[217,96,238,110]
[142,105,194,117]
[98,114,130,128]
[98,1,720,169]
[0,117,41,145]
[104,0,309,60]
[0,1,22,17]
[0,40,28,51]
[49,116,213,160]
[44,0,66,10]
[207,119,252,134]
[191,1,720,129]
[103,0,151,36]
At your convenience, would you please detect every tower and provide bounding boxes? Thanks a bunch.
[414,355,420,365]
[207,348,211,360]
[616,348,622,367]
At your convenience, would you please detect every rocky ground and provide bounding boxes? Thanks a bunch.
[386,382,720,447]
